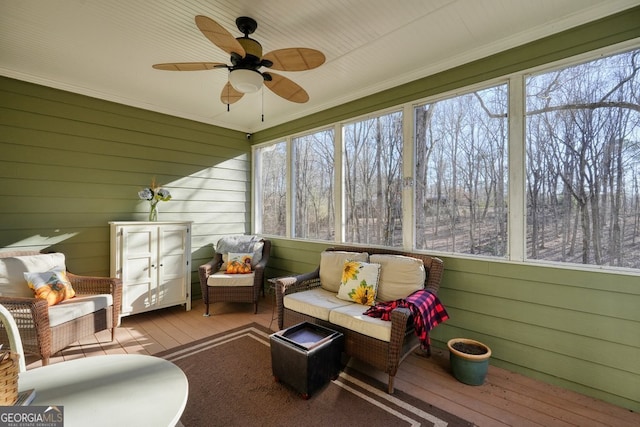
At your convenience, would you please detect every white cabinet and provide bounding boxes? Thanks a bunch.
[110,221,192,316]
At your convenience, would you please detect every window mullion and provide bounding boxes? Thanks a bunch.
[508,75,526,261]
[402,103,414,251]
[286,136,292,239]
[335,123,344,243]
[251,146,260,234]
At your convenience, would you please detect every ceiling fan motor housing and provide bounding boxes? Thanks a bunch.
[236,37,263,66]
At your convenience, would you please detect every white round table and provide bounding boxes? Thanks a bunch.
[18,354,188,427]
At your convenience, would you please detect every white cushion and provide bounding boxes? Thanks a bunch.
[0,253,67,298]
[283,287,351,322]
[370,254,425,302]
[206,271,255,287]
[217,236,264,268]
[319,251,368,293]
[329,303,391,342]
[48,294,113,327]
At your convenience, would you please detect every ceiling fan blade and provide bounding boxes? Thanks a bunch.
[264,73,309,103]
[195,15,246,57]
[152,62,227,71]
[262,48,325,71]
[220,81,244,105]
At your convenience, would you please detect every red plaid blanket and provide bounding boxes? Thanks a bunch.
[363,289,449,346]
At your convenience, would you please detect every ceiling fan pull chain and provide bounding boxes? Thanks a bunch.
[261,89,264,122]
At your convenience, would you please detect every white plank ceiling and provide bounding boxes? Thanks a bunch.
[1,0,638,132]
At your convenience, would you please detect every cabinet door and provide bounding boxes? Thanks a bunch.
[120,225,157,315]
[157,224,189,307]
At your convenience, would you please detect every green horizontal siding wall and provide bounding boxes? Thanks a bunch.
[437,257,640,411]
[0,76,251,298]
[265,238,640,411]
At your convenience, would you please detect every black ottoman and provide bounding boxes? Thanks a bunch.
[270,322,344,399]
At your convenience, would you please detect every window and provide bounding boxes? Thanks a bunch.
[253,44,640,273]
[343,111,403,246]
[256,141,287,236]
[292,129,335,240]
[525,49,640,269]
[414,84,509,257]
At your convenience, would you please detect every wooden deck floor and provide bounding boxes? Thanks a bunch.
[25,297,638,427]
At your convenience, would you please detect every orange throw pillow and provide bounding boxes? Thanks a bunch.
[24,269,76,306]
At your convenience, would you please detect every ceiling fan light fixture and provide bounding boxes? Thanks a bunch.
[229,69,263,93]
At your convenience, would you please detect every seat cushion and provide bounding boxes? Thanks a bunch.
[370,254,425,302]
[329,303,391,342]
[207,271,255,287]
[283,288,351,322]
[0,253,67,298]
[48,294,113,327]
[319,251,368,293]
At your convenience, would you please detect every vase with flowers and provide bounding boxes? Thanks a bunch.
[138,178,171,221]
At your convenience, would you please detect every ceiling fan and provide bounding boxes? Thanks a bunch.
[153,15,325,106]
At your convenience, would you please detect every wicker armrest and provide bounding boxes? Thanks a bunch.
[0,296,52,358]
[67,273,123,322]
[274,268,321,330]
[198,255,223,279]
[0,296,50,327]
[274,268,321,297]
[389,306,412,337]
[67,273,122,296]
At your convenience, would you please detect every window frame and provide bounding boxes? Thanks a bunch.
[252,39,640,275]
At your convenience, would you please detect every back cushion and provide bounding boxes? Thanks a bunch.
[0,253,67,298]
[218,237,264,268]
[370,254,425,302]
[319,251,368,293]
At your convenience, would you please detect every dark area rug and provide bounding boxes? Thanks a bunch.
[155,323,473,427]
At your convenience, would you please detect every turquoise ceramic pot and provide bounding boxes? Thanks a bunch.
[447,338,491,386]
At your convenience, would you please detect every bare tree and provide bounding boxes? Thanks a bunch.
[526,48,640,267]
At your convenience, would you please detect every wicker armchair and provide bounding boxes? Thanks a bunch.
[275,245,444,394]
[199,239,271,316]
[0,251,122,366]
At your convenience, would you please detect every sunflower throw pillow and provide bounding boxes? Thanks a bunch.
[337,260,381,306]
[24,268,76,306]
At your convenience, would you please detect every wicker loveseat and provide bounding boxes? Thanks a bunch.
[0,251,122,365]
[275,245,444,394]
